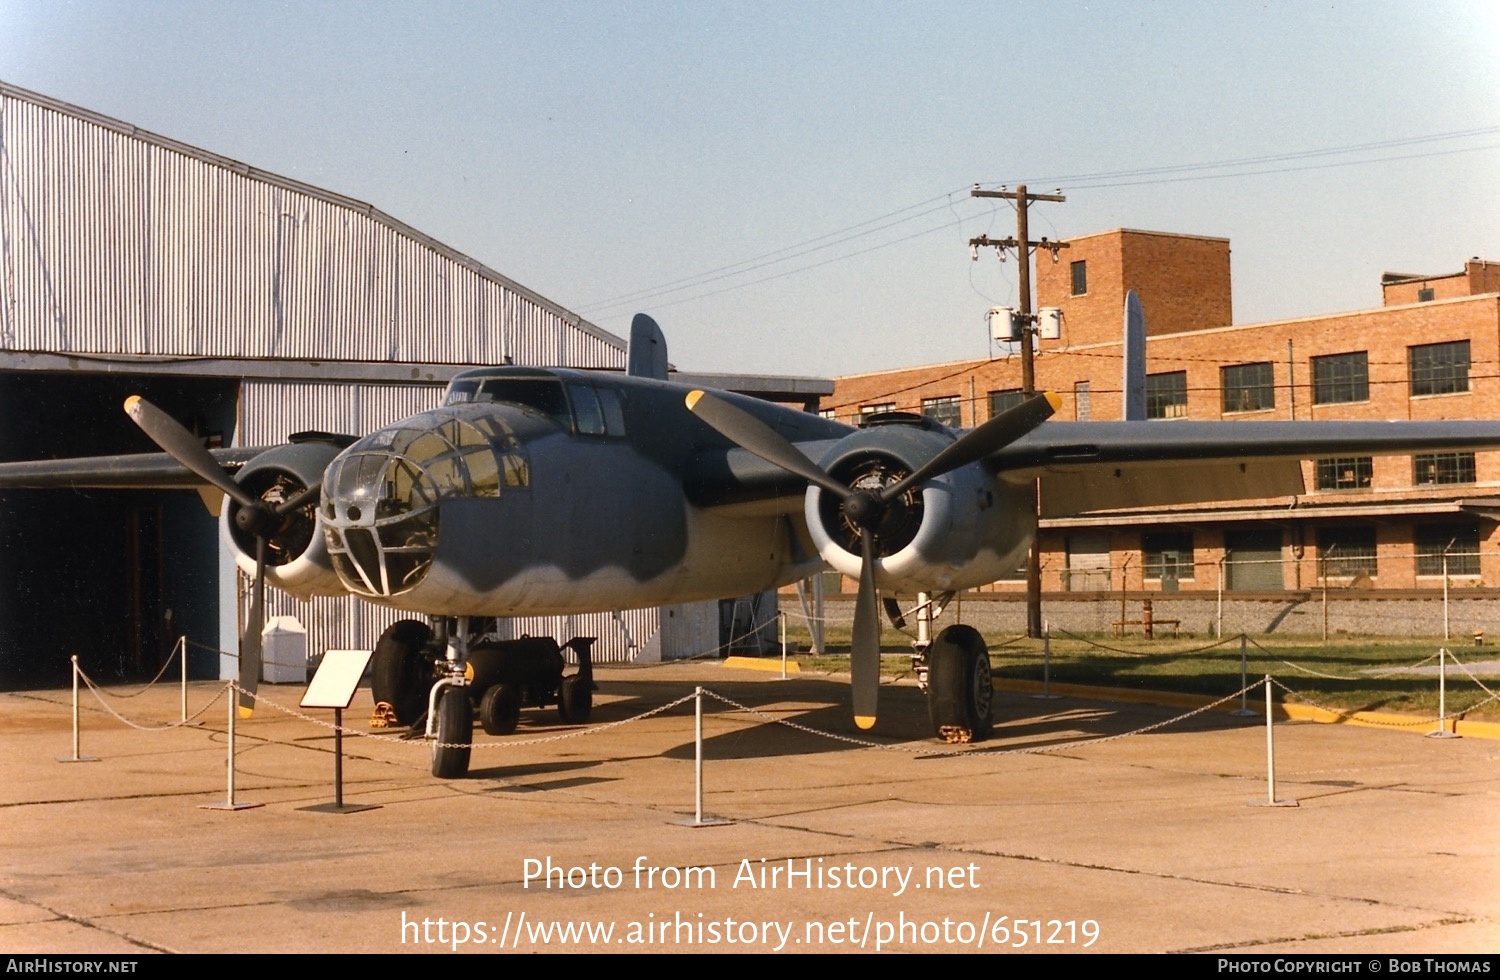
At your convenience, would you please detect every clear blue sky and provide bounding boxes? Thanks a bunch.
[2,1,1496,377]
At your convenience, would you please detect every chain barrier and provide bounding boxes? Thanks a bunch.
[1443,650,1500,699]
[78,668,229,730]
[1268,676,1500,729]
[235,682,700,751]
[1051,625,1240,658]
[74,638,187,700]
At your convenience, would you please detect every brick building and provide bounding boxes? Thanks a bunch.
[828,230,1500,595]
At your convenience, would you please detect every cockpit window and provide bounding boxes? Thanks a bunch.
[568,383,605,435]
[445,373,626,438]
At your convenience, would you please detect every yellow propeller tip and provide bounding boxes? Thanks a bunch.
[685,390,704,409]
[237,706,254,720]
[123,395,142,413]
[1044,390,1062,412]
[854,715,876,730]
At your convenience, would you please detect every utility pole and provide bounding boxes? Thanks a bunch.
[969,184,1067,639]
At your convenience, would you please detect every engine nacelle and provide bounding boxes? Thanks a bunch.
[804,420,1035,593]
[222,436,350,599]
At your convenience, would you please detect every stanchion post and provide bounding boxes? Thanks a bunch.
[1216,557,1224,639]
[200,683,261,810]
[1428,648,1460,739]
[1033,621,1060,700]
[1231,634,1256,716]
[1250,675,1296,808]
[57,655,99,763]
[178,635,188,724]
[673,686,729,827]
[779,610,787,680]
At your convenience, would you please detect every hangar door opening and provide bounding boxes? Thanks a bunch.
[0,373,236,689]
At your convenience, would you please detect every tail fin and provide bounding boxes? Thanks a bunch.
[627,313,669,380]
[1122,291,1146,421]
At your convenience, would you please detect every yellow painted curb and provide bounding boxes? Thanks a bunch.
[722,656,800,674]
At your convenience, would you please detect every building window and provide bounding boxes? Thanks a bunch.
[1146,371,1188,419]
[1221,362,1274,413]
[1409,340,1470,397]
[1070,260,1087,296]
[1315,457,1373,490]
[1415,523,1481,577]
[818,408,837,420]
[1311,352,1369,405]
[1074,381,1091,421]
[989,388,1024,418]
[1143,532,1194,581]
[1317,527,1377,579]
[1413,452,1476,485]
[1417,288,1435,302]
[921,396,961,428]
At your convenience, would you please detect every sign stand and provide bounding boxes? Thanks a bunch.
[298,649,379,814]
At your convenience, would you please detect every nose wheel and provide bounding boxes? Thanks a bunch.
[925,624,994,743]
[431,684,473,779]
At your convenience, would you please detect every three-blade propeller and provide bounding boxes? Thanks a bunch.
[124,396,320,716]
[686,389,1059,730]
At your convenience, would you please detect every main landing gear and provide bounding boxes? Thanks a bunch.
[369,616,596,778]
[909,593,994,744]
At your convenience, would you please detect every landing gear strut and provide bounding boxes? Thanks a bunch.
[370,617,597,779]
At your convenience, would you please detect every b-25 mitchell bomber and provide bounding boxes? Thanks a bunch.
[5,312,1500,778]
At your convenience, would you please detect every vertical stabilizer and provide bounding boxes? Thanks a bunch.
[627,313,669,380]
[1122,291,1146,421]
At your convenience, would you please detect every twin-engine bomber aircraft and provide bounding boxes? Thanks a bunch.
[5,313,1500,778]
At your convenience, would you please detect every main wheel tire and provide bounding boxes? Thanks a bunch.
[372,619,434,726]
[479,683,521,736]
[431,686,472,778]
[925,625,993,743]
[557,674,592,724]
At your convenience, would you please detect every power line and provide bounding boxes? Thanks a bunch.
[582,125,1500,318]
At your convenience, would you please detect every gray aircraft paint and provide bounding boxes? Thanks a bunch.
[1122,290,1147,422]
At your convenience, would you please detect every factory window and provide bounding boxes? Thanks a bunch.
[1074,381,1091,421]
[1315,457,1373,491]
[1071,260,1087,296]
[989,388,1025,419]
[1409,340,1469,397]
[1415,523,1481,577]
[1413,452,1476,485]
[1143,532,1195,582]
[1221,362,1275,413]
[1146,371,1188,419]
[1311,352,1369,405]
[1317,527,1377,579]
[859,402,895,421]
[1417,288,1435,302]
[921,396,961,428]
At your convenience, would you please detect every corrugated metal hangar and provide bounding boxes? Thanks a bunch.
[0,82,829,688]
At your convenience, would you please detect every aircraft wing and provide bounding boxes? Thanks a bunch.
[991,419,1500,518]
[0,447,265,490]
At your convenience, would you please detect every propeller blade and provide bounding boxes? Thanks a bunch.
[238,537,266,718]
[685,390,851,500]
[881,391,1060,501]
[125,396,259,510]
[850,528,880,730]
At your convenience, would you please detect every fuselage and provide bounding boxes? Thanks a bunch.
[316,367,848,616]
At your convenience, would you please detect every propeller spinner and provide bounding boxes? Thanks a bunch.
[686,389,1058,730]
[124,396,321,716]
